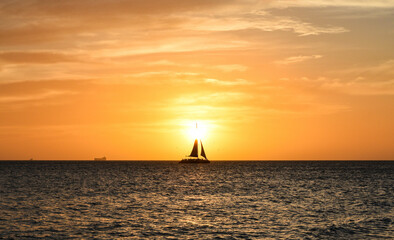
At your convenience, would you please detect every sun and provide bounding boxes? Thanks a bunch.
[187,121,208,141]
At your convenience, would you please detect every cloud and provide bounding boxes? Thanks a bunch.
[211,64,248,72]
[270,0,394,8]
[145,61,248,72]
[325,60,394,94]
[204,78,252,86]
[173,92,251,105]
[0,0,237,17]
[100,36,249,57]
[118,72,251,86]
[126,71,172,78]
[146,60,178,66]
[188,14,348,36]
[280,76,394,95]
[0,51,80,64]
[122,71,201,81]
[325,79,394,95]
[166,92,258,122]
[337,59,394,75]
[0,0,349,50]
[0,90,76,103]
[275,55,322,64]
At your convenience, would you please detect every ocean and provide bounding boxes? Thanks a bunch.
[0,161,392,239]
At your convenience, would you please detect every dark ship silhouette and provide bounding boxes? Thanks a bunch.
[180,123,210,163]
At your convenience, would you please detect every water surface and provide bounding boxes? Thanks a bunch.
[0,161,393,239]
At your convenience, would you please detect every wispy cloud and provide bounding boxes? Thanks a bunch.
[145,61,248,72]
[204,78,252,86]
[173,92,251,105]
[280,76,394,95]
[271,0,394,8]
[0,51,80,64]
[0,90,76,103]
[211,64,248,72]
[146,60,178,66]
[188,14,348,36]
[275,55,322,64]
[336,59,394,75]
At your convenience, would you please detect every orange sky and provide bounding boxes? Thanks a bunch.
[0,0,393,160]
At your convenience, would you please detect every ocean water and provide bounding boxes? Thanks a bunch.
[0,161,392,239]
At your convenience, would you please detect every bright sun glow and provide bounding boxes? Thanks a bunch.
[187,121,209,141]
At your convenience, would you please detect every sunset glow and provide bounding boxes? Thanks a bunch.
[186,121,210,141]
[0,0,393,160]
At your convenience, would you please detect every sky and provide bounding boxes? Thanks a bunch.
[0,0,393,160]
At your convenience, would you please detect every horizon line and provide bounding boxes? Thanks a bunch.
[0,159,392,162]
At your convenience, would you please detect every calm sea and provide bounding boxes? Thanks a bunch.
[0,161,392,239]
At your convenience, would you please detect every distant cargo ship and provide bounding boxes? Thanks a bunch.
[94,156,107,161]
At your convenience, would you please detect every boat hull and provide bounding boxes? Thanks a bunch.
[179,158,210,163]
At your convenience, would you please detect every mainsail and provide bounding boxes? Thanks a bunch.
[200,140,207,160]
[189,139,199,157]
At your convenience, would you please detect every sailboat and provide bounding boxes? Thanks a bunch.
[180,124,210,163]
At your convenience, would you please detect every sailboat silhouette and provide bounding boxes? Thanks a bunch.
[179,123,210,163]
